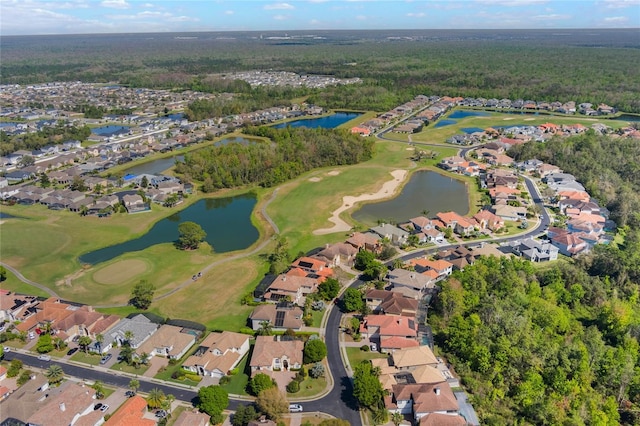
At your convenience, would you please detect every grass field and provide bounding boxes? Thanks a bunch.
[345,346,388,369]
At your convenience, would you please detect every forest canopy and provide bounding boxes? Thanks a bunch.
[174,126,374,191]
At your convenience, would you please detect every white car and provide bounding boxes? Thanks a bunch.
[37,354,51,361]
[289,404,303,413]
[3,346,10,353]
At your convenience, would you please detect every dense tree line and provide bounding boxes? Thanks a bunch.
[0,122,91,156]
[174,126,374,191]
[2,32,639,113]
[432,256,639,425]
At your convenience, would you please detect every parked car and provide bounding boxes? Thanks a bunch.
[37,354,51,361]
[125,390,136,398]
[370,343,378,352]
[289,404,303,413]
[67,347,78,356]
[100,404,109,412]
[3,346,11,353]
[94,403,103,411]
[99,354,112,365]
[155,410,167,418]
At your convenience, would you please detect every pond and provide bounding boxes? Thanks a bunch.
[352,170,469,225]
[0,211,17,219]
[461,127,485,134]
[273,112,361,129]
[92,125,131,137]
[214,136,259,147]
[0,122,19,128]
[124,156,184,176]
[434,110,490,129]
[79,193,259,265]
[616,114,640,122]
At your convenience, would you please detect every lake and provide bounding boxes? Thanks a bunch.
[461,127,485,134]
[92,125,131,137]
[125,156,185,176]
[352,170,469,225]
[79,193,259,265]
[616,114,640,122]
[273,112,361,129]
[433,110,490,128]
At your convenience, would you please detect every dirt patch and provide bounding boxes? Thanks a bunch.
[92,259,149,285]
[524,118,535,121]
[503,117,514,121]
[327,170,340,176]
[313,169,408,235]
[308,177,322,182]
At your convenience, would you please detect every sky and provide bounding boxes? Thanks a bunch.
[1,0,638,36]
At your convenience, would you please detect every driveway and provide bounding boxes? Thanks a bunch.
[143,356,168,378]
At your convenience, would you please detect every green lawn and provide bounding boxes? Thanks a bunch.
[0,269,52,298]
[288,374,327,398]
[345,347,388,369]
[309,309,325,328]
[220,353,250,396]
[71,351,102,365]
[110,361,150,375]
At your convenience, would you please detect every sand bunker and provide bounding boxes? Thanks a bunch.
[93,259,148,285]
[503,117,514,121]
[327,170,341,176]
[309,177,322,182]
[313,169,408,235]
[524,118,535,121]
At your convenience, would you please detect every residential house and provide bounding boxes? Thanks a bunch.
[135,324,196,360]
[504,238,559,262]
[0,291,39,322]
[472,210,504,232]
[490,205,527,221]
[104,395,155,426]
[364,289,419,317]
[551,233,588,257]
[108,314,158,349]
[346,232,381,253]
[290,256,332,276]
[408,258,453,281]
[436,212,476,236]
[391,345,439,370]
[312,242,358,267]
[371,223,410,246]
[387,268,436,294]
[249,335,304,375]
[263,271,322,305]
[172,410,211,426]
[182,331,250,378]
[388,381,459,423]
[122,194,148,213]
[249,303,304,331]
[26,383,102,426]
[360,315,418,348]
[419,413,467,426]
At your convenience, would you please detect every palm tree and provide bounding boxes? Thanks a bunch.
[53,337,65,351]
[146,388,166,410]
[391,412,405,426]
[78,336,92,354]
[123,330,134,347]
[95,334,104,352]
[45,364,64,385]
[257,321,273,336]
[92,380,105,399]
[162,394,175,414]
[128,378,140,393]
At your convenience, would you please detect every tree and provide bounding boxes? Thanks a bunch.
[0,265,6,282]
[129,378,140,393]
[95,334,104,352]
[303,339,327,364]
[317,277,341,301]
[69,175,87,192]
[94,183,103,195]
[39,172,51,188]
[197,385,229,417]
[7,359,22,377]
[19,155,34,167]
[391,412,404,426]
[342,288,364,312]
[130,279,156,309]
[232,404,259,426]
[256,321,273,336]
[177,221,207,250]
[92,380,105,399]
[255,387,289,421]
[36,334,54,353]
[45,364,64,385]
[146,388,166,410]
[123,330,134,345]
[141,175,149,188]
[309,362,325,378]
[53,337,66,351]
[77,336,92,354]
[353,361,384,409]
[354,251,376,271]
[119,345,134,365]
[250,373,275,396]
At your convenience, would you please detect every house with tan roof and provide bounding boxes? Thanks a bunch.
[250,335,304,375]
[387,268,436,294]
[182,331,250,378]
[472,210,504,232]
[364,289,418,317]
[408,259,453,281]
[346,232,381,253]
[104,395,155,426]
[172,409,211,426]
[263,270,323,305]
[360,315,418,349]
[135,324,196,360]
[0,290,39,322]
[551,233,588,257]
[26,383,101,426]
[312,242,358,267]
[436,212,477,236]
[290,256,330,274]
[391,345,439,370]
[387,381,459,423]
[419,413,467,426]
[249,303,303,331]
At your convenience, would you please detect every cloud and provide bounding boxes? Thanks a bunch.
[355,14,366,20]
[273,14,289,20]
[101,0,130,9]
[407,12,426,17]
[264,2,294,10]
[532,13,571,20]
[603,15,629,21]
[167,15,199,22]
[603,0,640,8]
[225,10,234,15]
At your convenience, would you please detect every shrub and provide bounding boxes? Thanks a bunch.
[360,344,370,352]
[239,327,255,336]
[7,359,22,377]
[309,362,325,379]
[172,369,186,380]
[185,373,202,382]
[17,370,32,386]
[219,376,231,385]
[168,358,178,365]
[229,367,239,375]
[286,380,300,393]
